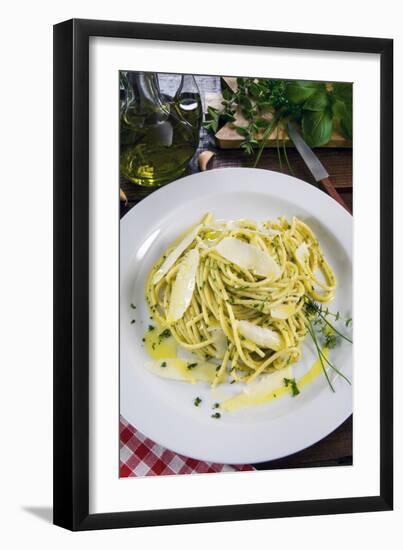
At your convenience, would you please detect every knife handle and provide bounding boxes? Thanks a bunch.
[320,177,352,214]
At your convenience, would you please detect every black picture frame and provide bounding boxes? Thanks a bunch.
[53,18,393,531]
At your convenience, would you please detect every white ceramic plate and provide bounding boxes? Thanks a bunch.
[120,168,352,464]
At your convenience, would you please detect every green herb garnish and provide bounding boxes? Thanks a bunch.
[148,325,155,331]
[324,331,338,349]
[159,328,171,340]
[211,412,221,419]
[194,397,202,407]
[283,377,300,397]
[304,301,352,392]
[130,319,136,324]
[303,298,353,345]
[213,403,220,409]
[160,361,167,368]
[187,363,198,370]
[130,303,136,309]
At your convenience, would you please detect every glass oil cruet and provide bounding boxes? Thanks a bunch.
[120,72,202,187]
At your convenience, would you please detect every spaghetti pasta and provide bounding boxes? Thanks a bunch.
[145,213,336,385]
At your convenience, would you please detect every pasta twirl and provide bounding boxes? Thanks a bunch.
[145,213,336,385]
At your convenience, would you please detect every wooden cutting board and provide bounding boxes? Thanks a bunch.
[205,77,352,149]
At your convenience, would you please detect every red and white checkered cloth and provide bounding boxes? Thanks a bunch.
[120,416,255,477]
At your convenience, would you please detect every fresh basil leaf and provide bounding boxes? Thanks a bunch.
[302,110,333,147]
[286,81,321,104]
[333,82,352,104]
[332,99,352,140]
[303,90,329,111]
[332,99,346,119]
[340,112,352,140]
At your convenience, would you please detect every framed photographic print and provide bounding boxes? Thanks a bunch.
[53,18,393,530]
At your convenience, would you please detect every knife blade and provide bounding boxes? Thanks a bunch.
[287,122,328,182]
[287,122,351,213]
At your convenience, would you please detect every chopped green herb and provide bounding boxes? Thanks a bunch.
[130,319,136,324]
[283,377,300,397]
[130,303,136,309]
[148,325,155,331]
[187,363,198,370]
[142,338,145,343]
[230,380,236,384]
[213,403,220,409]
[159,328,171,340]
[160,361,167,368]
[303,299,319,318]
[211,412,221,419]
[325,333,338,349]
[194,397,202,407]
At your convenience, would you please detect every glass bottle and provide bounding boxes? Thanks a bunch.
[120,71,135,147]
[120,72,202,187]
[173,74,203,142]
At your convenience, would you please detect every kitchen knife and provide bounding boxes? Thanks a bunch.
[287,122,351,214]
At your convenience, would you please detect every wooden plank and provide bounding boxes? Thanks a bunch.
[205,147,352,192]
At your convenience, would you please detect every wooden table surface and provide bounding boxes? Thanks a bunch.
[121,74,352,471]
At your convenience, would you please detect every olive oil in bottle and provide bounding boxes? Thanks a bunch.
[120,72,202,187]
